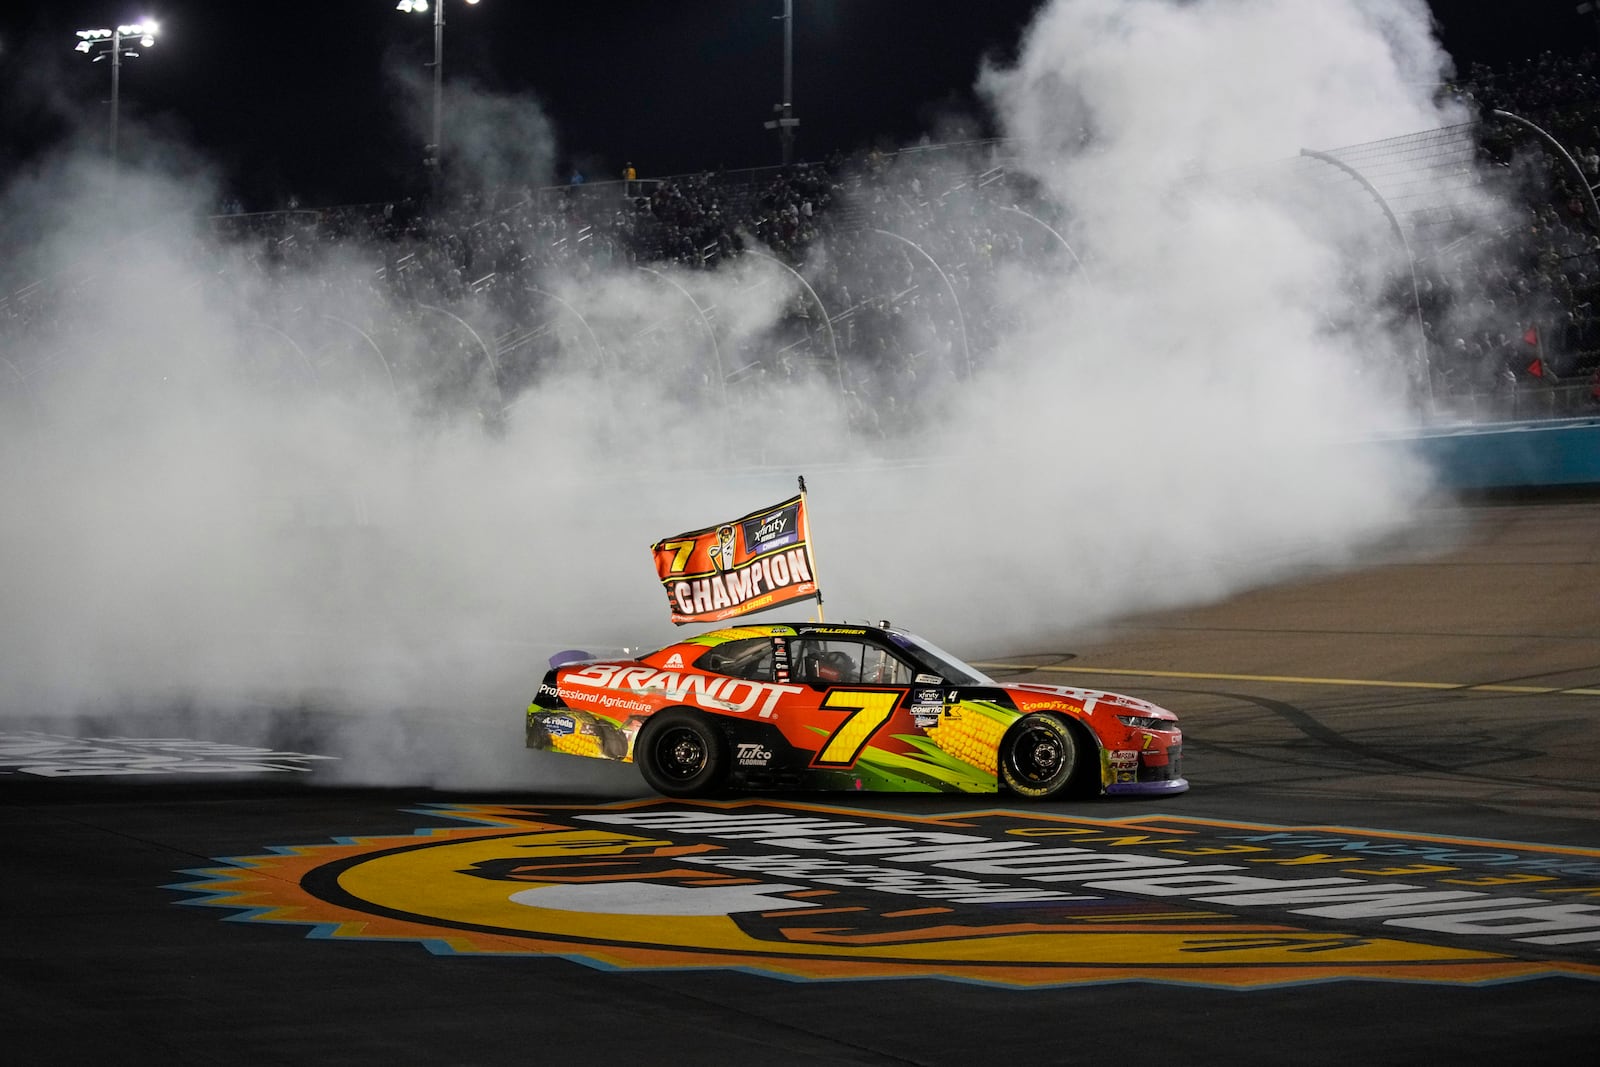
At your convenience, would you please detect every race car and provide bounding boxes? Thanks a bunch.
[525,622,1186,799]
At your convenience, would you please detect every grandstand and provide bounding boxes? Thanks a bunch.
[6,52,1600,430]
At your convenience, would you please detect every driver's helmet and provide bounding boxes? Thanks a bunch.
[817,649,857,683]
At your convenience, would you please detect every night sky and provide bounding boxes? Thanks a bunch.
[0,0,1591,210]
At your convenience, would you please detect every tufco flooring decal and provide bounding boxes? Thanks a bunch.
[168,800,1600,989]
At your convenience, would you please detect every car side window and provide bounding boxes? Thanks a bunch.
[692,637,774,681]
[793,638,914,687]
[793,638,859,685]
[862,645,914,686]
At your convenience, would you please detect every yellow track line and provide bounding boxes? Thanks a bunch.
[973,662,1600,697]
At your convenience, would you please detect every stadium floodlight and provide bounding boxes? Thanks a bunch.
[72,18,160,173]
[763,0,801,165]
[396,0,483,198]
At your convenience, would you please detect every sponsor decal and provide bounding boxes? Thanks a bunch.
[1108,750,1140,770]
[736,743,773,767]
[543,682,653,714]
[0,732,335,777]
[543,716,576,737]
[1022,700,1079,713]
[744,508,798,553]
[911,705,942,728]
[172,800,1600,989]
[665,653,684,670]
[561,665,803,719]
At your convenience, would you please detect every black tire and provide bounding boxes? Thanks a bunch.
[634,708,728,798]
[999,713,1087,799]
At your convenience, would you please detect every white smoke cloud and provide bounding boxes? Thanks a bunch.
[0,0,1481,788]
[806,0,1465,646]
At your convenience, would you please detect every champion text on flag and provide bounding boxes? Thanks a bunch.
[651,492,820,625]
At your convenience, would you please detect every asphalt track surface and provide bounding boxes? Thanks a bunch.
[5,496,1599,1065]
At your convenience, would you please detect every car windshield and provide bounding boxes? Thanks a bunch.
[889,633,996,686]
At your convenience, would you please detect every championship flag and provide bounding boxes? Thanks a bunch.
[651,483,822,626]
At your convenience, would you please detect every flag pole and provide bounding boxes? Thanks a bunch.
[798,474,824,623]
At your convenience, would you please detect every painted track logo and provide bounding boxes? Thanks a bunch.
[0,732,336,777]
[169,800,1600,989]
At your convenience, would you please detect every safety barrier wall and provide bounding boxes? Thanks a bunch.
[1403,417,1600,490]
[720,425,1600,497]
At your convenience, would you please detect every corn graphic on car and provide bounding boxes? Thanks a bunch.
[526,622,1187,799]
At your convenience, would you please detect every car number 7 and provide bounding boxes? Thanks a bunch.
[815,690,901,766]
[660,539,696,574]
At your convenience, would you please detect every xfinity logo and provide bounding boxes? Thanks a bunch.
[753,514,788,543]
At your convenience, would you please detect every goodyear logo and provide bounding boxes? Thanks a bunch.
[169,800,1600,989]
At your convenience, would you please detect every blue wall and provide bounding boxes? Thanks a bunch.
[1406,417,1600,490]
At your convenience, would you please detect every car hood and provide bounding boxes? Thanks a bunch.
[1002,682,1178,720]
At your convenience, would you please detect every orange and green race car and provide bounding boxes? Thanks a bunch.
[526,622,1186,800]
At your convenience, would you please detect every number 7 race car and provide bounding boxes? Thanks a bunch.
[526,622,1187,800]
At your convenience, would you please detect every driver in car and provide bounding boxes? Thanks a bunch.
[813,649,857,684]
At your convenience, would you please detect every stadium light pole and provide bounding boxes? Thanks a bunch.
[396,0,481,200]
[73,19,160,175]
[764,0,800,165]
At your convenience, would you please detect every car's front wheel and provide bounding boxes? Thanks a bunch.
[999,713,1086,799]
[634,708,728,798]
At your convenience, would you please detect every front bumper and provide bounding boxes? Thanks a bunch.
[1104,740,1185,795]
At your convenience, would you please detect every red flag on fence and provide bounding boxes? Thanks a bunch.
[1524,326,1540,346]
[1527,358,1545,378]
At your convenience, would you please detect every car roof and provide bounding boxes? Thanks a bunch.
[684,622,903,646]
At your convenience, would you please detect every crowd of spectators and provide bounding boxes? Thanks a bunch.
[150,143,1035,429]
[1445,48,1600,411]
[8,60,1600,424]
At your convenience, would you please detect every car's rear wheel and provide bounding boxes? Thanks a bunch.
[635,708,728,798]
[999,713,1086,799]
